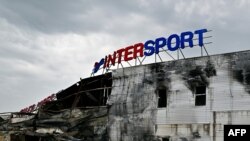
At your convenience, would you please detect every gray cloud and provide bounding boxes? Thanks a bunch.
[0,0,250,112]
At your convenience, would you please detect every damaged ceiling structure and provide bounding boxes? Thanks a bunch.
[1,50,250,141]
[0,73,112,141]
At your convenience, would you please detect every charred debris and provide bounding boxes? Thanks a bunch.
[0,73,112,141]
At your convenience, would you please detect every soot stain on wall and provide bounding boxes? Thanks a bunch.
[108,63,174,141]
[108,67,161,141]
[149,63,172,107]
[232,53,250,93]
[181,60,216,93]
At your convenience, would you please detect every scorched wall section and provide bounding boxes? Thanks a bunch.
[107,50,250,141]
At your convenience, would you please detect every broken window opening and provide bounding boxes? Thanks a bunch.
[158,88,167,108]
[162,137,170,141]
[195,86,206,106]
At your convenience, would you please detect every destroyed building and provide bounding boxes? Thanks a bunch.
[1,50,250,141]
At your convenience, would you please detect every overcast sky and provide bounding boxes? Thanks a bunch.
[0,0,250,112]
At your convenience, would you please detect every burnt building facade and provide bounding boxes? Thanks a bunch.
[107,50,250,141]
[1,50,250,141]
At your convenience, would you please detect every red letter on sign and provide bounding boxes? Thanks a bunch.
[133,43,144,59]
[124,46,134,61]
[107,52,117,67]
[116,48,125,63]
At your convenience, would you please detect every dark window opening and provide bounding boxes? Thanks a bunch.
[162,137,170,141]
[195,86,206,106]
[196,86,206,94]
[158,89,167,108]
[195,95,206,106]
